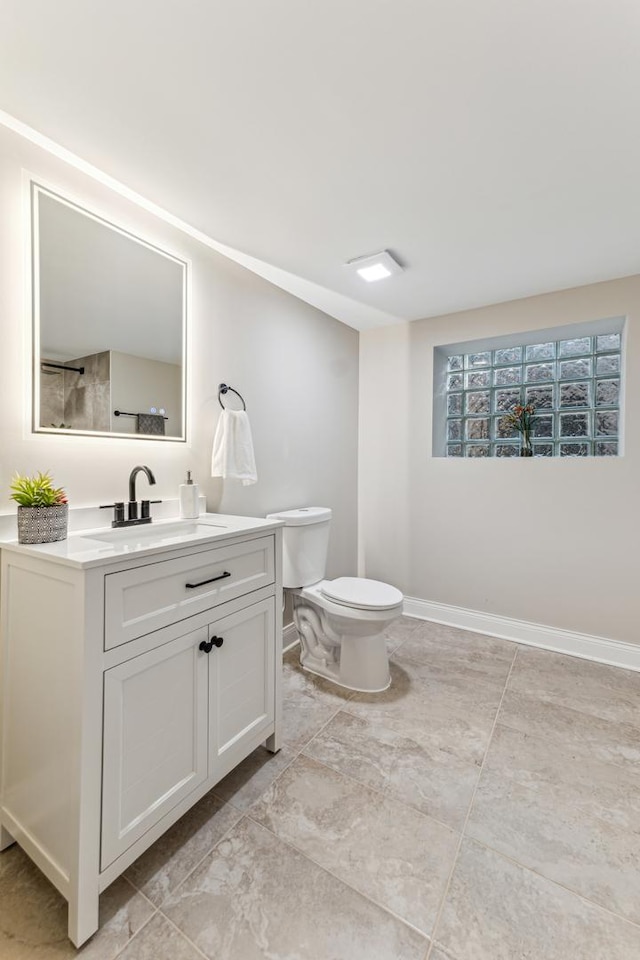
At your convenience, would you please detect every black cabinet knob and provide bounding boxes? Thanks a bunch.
[198,636,224,653]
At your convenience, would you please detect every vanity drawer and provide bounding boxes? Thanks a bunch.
[104,535,275,649]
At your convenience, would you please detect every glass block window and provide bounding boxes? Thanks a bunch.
[444,331,622,458]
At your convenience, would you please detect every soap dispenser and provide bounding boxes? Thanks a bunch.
[179,471,200,519]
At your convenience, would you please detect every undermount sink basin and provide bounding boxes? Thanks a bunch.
[81,518,228,551]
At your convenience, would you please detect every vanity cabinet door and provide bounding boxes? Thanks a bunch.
[101,625,209,869]
[207,597,276,780]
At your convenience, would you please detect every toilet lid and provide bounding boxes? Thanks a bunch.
[321,577,403,611]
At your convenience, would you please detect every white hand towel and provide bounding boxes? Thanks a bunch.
[211,409,258,486]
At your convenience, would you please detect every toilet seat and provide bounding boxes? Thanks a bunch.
[320,577,403,611]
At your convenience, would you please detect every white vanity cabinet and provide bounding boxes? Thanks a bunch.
[0,518,282,947]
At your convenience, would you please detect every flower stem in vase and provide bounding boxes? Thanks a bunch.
[520,432,533,457]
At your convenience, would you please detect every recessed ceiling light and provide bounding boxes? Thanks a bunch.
[345,249,403,282]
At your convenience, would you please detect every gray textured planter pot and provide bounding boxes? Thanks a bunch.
[17,504,68,544]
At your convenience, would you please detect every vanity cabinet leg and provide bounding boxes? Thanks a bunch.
[266,653,282,754]
[265,728,281,753]
[0,823,15,851]
[67,881,100,948]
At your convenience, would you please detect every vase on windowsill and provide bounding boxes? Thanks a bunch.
[502,404,536,459]
[520,436,533,457]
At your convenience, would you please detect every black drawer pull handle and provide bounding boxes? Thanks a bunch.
[211,635,224,648]
[185,571,231,589]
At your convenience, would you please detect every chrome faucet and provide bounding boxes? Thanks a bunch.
[100,465,161,528]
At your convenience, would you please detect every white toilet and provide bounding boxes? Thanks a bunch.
[267,507,403,692]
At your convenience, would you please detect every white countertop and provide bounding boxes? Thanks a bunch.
[0,513,283,569]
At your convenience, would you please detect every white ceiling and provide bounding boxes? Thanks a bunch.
[1,0,640,329]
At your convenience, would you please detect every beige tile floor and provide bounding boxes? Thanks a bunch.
[2,617,640,959]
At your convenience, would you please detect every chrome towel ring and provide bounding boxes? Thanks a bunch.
[218,383,247,410]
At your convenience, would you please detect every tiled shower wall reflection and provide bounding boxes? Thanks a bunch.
[445,333,621,457]
[40,352,111,431]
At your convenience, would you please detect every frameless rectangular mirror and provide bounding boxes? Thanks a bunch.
[32,183,187,440]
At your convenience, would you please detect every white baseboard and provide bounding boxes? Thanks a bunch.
[282,622,299,653]
[403,597,640,673]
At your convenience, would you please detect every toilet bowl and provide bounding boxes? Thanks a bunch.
[266,508,403,692]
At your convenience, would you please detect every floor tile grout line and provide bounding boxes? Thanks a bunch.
[245,811,432,945]
[157,811,253,907]
[298,744,461,837]
[501,643,640,706]
[157,909,214,960]
[110,907,159,960]
[210,753,298,813]
[107,874,161,959]
[210,751,299,810]
[495,686,640,737]
[385,622,422,656]
[482,705,640,776]
[464,833,640,933]
[142,805,428,947]
[125,802,245,912]
[491,657,640,765]
[490,642,521,729]
[426,942,458,960]
[300,660,523,830]
[121,871,160,911]
[425,643,520,959]
[281,623,425,759]
[361,644,518,701]
[284,695,353,760]
[388,655,517,692]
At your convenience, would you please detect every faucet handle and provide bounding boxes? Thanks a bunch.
[100,502,125,524]
[140,499,162,519]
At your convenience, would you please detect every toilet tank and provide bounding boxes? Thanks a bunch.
[266,507,332,587]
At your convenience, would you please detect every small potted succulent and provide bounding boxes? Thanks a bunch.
[10,472,69,543]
